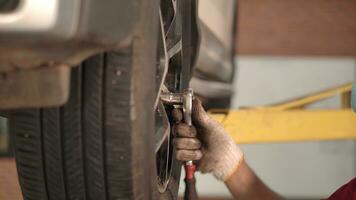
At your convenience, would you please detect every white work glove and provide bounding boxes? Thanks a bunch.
[172,99,244,181]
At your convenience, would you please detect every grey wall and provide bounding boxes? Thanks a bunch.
[233,57,356,108]
[179,56,356,199]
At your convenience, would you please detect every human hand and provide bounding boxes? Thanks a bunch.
[173,99,243,181]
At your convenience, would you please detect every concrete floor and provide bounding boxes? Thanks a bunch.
[0,158,22,200]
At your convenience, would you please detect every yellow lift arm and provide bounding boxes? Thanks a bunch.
[209,83,356,144]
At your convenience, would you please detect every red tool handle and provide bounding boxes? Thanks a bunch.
[184,163,198,200]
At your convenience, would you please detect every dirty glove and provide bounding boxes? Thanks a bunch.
[173,99,244,181]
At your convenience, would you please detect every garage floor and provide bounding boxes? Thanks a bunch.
[0,158,22,200]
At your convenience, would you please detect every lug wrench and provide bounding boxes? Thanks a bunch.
[161,88,198,200]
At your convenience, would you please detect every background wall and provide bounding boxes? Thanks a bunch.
[180,56,356,199]
[236,0,356,56]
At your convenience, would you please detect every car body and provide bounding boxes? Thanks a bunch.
[0,0,236,109]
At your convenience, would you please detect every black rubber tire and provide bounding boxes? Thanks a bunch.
[10,50,157,200]
[9,3,181,197]
[8,0,190,198]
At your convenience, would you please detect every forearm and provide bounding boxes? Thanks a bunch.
[225,159,283,200]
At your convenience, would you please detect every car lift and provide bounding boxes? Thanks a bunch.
[209,83,356,144]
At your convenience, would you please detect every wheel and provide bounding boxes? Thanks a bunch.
[10,50,160,200]
[9,0,198,199]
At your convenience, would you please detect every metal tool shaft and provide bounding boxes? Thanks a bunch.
[182,88,193,126]
[160,88,198,200]
[182,89,198,200]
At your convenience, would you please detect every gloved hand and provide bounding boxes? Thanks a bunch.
[172,99,244,181]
